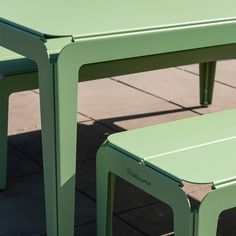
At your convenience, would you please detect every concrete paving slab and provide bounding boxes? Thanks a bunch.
[113,68,236,114]
[177,64,198,74]
[0,173,46,235]
[75,191,96,226]
[9,120,114,164]
[78,78,164,119]
[33,89,90,123]
[76,159,158,213]
[9,91,88,135]
[0,231,43,236]
[77,121,114,162]
[179,60,236,88]
[76,160,95,199]
[9,130,42,165]
[78,78,196,130]
[0,173,96,235]
[120,194,236,236]
[75,217,145,236]
[108,103,196,131]
[113,68,200,107]
[213,60,236,88]
[119,202,173,235]
[9,91,41,135]
[7,146,41,179]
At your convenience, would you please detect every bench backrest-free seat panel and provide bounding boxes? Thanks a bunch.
[108,109,236,185]
[0,47,36,75]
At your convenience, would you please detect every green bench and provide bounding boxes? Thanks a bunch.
[97,108,236,236]
[0,47,38,189]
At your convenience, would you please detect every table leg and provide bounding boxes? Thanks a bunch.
[200,61,217,106]
[38,61,78,236]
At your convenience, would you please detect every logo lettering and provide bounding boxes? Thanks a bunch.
[127,168,151,186]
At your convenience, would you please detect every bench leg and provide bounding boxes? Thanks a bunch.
[96,164,116,236]
[97,145,193,236]
[199,61,216,106]
[194,197,219,236]
[0,72,38,190]
[194,210,218,236]
[194,183,236,236]
[0,83,9,190]
[172,206,194,236]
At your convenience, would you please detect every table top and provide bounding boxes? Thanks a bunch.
[1,0,236,40]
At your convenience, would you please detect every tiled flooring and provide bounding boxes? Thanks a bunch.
[2,60,236,235]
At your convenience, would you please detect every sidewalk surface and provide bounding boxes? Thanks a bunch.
[2,60,236,235]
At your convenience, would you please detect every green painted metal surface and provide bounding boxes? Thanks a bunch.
[99,109,236,235]
[0,47,23,61]
[108,109,236,184]
[1,0,236,40]
[195,181,236,235]
[96,145,193,236]
[1,2,236,235]
[101,108,236,235]
[0,48,36,75]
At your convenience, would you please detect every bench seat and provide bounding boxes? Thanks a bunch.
[108,109,236,185]
[97,108,236,236]
[0,47,36,75]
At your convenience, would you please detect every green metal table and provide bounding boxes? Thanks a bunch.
[1,1,236,235]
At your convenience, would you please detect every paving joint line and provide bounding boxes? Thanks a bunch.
[76,187,96,203]
[176,67,236,90]
[110,76,169,101]
[77,111,122,132]
[8,143,43,167]
[31,90,39,95]
[214,80,236,90]
[75,219,96,228]
[77,112,95,122]
[109,77,202,116]
[30,78,202,125]
[76,112,92,122]
[175,66,199,76]
[7,169,42,181]
[115,213,148,235]
[116,200,160,215]
[74,211,148,235]
[114,213,149,235]
[116,200,172,235]
[76,184,161,235]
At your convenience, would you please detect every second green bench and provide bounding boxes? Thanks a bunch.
[97,108,236,236]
